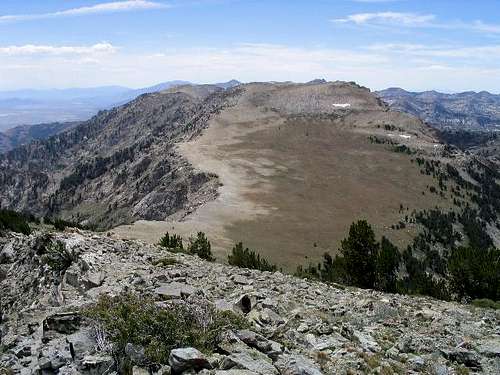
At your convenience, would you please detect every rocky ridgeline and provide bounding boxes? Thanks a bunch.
[377,88,500,131]
[0,230,499,374]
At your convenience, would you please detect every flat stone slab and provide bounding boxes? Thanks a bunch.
[154,282,196,299]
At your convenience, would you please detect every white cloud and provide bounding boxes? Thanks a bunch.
[333,12,500,34]
[0,1,168,23]
[1,42,500,93]
[334,12,435,26]
[0,43,117,56]
[471,20,500,34]
[366,43,500,60]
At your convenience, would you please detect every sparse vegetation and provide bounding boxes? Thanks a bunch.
[0,209,35,235]
[295,218,499,303]
[472,298,500,310]
[152,257,179,267]
[187,232,215,261]
[84,293,248,366]
[41,240,77,272]
[44,217,89,231]
[296,221,400,293]
[158,232,184,252]
[228,242,277,272]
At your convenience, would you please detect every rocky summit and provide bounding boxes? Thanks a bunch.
[1,229,499,374]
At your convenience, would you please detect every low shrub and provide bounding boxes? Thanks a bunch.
[84,293,248,366]
[472,298,500,310]
[152,257,178,267]
[41,240,77,272]
[0,209,33,235]
[44,217,89,231]
[228,242,277,272]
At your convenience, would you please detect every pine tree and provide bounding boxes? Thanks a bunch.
[188,232,214,261]
[375,237,401,292]
[340,220,379,288]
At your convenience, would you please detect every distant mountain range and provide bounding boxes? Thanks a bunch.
[3,82,499,154]
[0,80,241,153]
[377,88,500,131]
[0,80,241,132]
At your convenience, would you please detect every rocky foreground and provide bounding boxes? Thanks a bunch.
[1,230,499,374]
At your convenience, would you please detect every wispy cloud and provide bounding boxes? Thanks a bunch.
[366,43,500,59]
[334,12,435,26]
[333,12,500,34]
[0,43,117,56]
[2,42,500,93]
[0,1,168,23]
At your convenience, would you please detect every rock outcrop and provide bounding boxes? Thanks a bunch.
[1,230,499,374]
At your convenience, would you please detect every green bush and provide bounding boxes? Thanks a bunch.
[472,298,500,310]
[158,232,184,252]
[41,240,76,272]
[228,242,277,272]
[0,209,32,235]
[44,217,88,231]
[188,232,214,261]
[84,293,249,366]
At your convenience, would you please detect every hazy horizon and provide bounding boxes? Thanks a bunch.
[1,1,499,93]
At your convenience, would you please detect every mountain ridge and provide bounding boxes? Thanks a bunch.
[3,80,496,269]
[0,80,241,132]
[377,88,500,131]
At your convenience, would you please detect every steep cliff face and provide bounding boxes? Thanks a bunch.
[0,230,498,374]
[0,86,235,229]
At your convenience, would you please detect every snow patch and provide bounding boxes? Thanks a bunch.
[332,103,351,108]
[399,134,412,139]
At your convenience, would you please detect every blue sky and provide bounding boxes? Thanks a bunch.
[1,0,500,92]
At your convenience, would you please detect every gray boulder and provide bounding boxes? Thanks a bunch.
[477,337,500,358]
[168,347,211,373]
[221,351,278,375]
[440,348,482,369]
[234,330,282,359]
[81,354,114,374]
[275,354,323,375]
[125,343,146,364]
[155,282,196,299]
